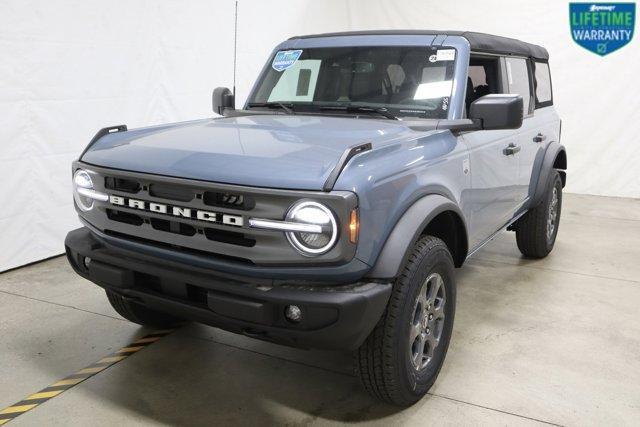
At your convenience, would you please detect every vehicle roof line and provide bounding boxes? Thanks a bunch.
[287,30,549,60]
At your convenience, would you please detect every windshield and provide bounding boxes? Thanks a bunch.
[248,46,457,119]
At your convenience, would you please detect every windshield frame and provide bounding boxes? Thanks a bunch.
[244,35,470,121]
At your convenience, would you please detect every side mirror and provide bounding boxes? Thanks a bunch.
[212,87,235,115]
[469,94,523,130]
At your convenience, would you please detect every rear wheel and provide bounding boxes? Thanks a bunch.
[106,290,183,328]
[355,235,456,406]
[515,170,563,258]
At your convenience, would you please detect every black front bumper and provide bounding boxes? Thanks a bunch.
[65,227,391,351]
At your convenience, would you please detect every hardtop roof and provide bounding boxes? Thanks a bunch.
[289,30,549,61]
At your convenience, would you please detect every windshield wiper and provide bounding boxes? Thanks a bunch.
[246,102,295,115]
[319,105,398,120]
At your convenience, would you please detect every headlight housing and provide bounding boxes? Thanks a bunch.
[73,169,96,211]
[285,201,338,256]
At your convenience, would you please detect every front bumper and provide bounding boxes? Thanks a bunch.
[65,227,391,350]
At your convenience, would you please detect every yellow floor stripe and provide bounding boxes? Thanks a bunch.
[25,390,63,400]
[77,366,108,375]
[0,405,38,415]
[97,355,127,364]
[117,346,144,353]
[50,377,85,387]
[0,328,176,424]
[132,337,160,344]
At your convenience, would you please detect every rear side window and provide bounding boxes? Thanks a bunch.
[505,57,533,115]
[534,62,553,108]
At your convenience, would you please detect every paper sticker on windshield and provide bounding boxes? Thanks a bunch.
[272,50,303,72]
[435,49,456,61]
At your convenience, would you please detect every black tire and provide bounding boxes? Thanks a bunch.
[355,235,456,406]
[515,170,563,258]
[106,290,183,328]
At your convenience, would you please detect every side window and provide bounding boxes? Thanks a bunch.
[466,56,502,116]
[468,65,487,88]
[534,62,553,108]
[505,57,533,115]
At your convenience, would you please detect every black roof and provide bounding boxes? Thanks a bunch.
[289,30,549,61]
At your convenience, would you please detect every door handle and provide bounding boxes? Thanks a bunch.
[533,133,547,143]
[503,143,521,156]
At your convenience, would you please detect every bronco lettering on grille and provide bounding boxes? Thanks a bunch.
[109,195,243,227]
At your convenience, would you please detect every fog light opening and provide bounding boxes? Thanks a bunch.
[284,305,302,323]
[83,256,92,270]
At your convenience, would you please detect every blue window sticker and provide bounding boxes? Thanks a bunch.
[272,50,303,72]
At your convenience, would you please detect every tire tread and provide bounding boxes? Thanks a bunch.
[355,235,453,406]
[516,170,562,258]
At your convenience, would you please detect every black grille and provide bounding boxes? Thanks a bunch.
[203,191,254,210]
[105,177,141,193]
[204,228,255,247]
[149,183,195,202]
[102,175,256,248]
[150,218,197,236]
[103,230,254,265]
[106,209,143,226]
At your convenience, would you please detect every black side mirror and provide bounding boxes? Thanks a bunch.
[212,87,235,115]
[469,94,523,130]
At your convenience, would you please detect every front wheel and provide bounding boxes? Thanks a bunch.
[355,235,456,406]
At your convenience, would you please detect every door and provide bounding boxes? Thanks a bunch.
[516,60,561,205]
[503,56,545,209]
[462,129,520,248]
[462,55,522,249]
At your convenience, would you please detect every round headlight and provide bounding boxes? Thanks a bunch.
[73,169,95,211]
[285,201,338,256]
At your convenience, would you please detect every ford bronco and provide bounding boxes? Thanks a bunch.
[65,30,566,406]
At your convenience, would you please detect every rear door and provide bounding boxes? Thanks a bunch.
[518,61,561,204]
[503,56,538,210]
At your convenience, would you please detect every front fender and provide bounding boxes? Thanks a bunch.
[366,194,467,279]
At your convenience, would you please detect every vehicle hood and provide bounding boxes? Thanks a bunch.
[81,115,417,190]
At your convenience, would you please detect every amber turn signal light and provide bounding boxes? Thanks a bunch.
[349,209,359,244]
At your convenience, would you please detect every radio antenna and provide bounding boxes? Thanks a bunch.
[233,0,238,96]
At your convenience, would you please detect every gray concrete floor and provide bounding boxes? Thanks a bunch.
[1,193,639,426]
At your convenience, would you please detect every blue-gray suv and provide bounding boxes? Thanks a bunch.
[65,30,566,406]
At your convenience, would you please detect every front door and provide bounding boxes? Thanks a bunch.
[462,129,521,249]
[462,55,522,249]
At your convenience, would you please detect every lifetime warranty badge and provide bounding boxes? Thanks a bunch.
[570,3,636,56]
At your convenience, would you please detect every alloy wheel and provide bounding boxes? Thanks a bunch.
[547,186,559,242]
[409,272,446,371]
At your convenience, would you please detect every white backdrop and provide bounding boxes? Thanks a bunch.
[1,0,638,271]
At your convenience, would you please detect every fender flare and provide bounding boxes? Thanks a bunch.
[367,194,468,279]
[531,142,567,206]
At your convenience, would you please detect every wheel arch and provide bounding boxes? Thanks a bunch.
[367,194,468,280]
[532,142,567,206]
[553,148,567,187]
